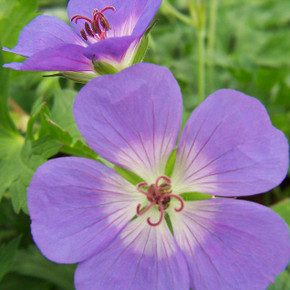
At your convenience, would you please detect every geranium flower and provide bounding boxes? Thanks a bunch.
[3,0,161,82]
[28,63,290,289]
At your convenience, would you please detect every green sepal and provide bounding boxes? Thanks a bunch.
[61,72,96,84]
[132,19,159,65]
[132,34,149,64]
[165,148,177,177]
[92,60,119,76]
[43,72,96,84]
[180,192,213,201]
[113,166,143,185]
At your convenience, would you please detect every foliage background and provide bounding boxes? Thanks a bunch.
[0,0,289,288]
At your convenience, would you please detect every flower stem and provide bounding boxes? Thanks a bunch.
[207,0,218,93]
[197,29,205,103]
[190,1,206,103]
[161,0,193,26]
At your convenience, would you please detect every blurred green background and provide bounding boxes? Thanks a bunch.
[0,0,289,289]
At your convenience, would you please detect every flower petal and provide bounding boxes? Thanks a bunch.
[4,44,93,72]
[110,0,162,37]
[170,198,290,290]
[83,35,137,64]
[73,63,182,183]
[28,157,142,264]
[75,214,189,290]
[171,89,289,196]
[131,0,162,36]
[3,15,83,58]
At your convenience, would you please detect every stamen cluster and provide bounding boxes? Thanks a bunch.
[136,176,184,226]
[71,6,115,41]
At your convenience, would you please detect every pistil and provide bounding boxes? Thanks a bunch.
[136,176,184,227]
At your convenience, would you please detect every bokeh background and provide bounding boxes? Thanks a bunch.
[0,0,289,289]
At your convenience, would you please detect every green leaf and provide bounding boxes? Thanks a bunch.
[271,198,290,229]
[0,133,62,213]
[0,0,38,48]
[50,89,81,139]
[0,274,51,290]
[0,51,16,134]
[43,118,98,160]
[0,236,21,281]
[11,245,76,290]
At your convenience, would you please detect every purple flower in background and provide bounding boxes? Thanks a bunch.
[28,64,290,289]
[3,0,161,82]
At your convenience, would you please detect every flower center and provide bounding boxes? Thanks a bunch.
[136,176,184,227]
[70,6,115,41]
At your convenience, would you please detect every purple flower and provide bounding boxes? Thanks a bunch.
[3,0,161,81]
[28,63,290,289]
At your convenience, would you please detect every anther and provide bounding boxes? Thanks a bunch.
[80,29,88,41]
[99,14,111,31]
[91,20,101,34]
[85,22,94,36]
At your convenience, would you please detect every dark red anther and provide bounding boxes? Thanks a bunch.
[84,22,94,36]
[80,29,88,41]
[99,14,111,31]
[91,20,101,34]
[70,6,115,41]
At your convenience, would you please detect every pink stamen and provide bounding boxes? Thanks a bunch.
[71,15,92,24]
[147,201,164,226]
[136,182,154,199]
[100,6,116,13]
[135,176,184,227]
[164,194,184,212]
[136,202,156,216]
[155,175,171,188]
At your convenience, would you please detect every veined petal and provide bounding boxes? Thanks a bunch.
[3,15,83,58]
[171,89,289,196]
[73,63,182,183]
[4,44,93,72]
[84,35,137,64]
[131,0,162,36]
[170,198,290,290]
[28,157,142,264]
[75,212,189,290]
[110,0,162,37]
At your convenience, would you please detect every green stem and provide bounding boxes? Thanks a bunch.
[197,29,206,103]
[207,0,218,93]
[161,0,193,26]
